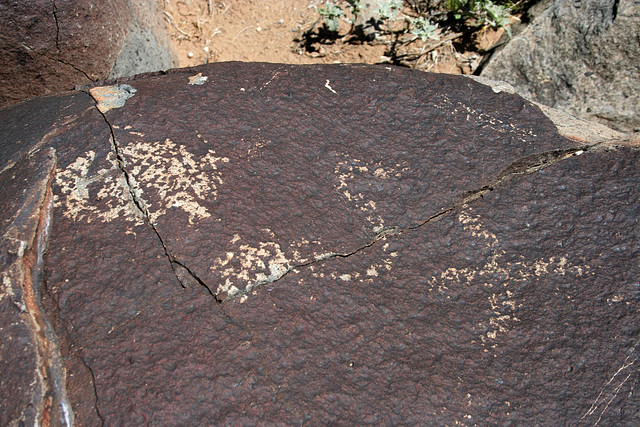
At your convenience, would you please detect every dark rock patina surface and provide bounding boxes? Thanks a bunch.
[0,62,638,425]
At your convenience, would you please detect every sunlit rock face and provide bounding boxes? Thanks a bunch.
[0,62,638,425]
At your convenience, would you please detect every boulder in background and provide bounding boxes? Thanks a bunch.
[0,0,176,109]
[480,0,640,133]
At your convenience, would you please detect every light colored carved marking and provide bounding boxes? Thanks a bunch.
[213,236,293,299]
[582,343,639,425]
[54,150,143,224]
[433,94,537,142]
[120,138,229,224]
[260,71,280,90]
[325,79,337,94]
[333,154,407,233]
[428,208,590,346]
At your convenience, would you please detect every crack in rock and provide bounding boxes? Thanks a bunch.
[79,357,105,426]
[91,103,217,301]
[7,149,75,426]
[172,261,218,300]
[446,147,589,209]
[20,42,94,82]
[51,0,60,52]
[222,144,595,303]
[85,95,601,305]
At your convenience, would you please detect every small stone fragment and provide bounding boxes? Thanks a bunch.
[89,84,137,113]
[188,73,208,85]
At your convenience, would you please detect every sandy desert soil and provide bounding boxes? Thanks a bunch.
[159,0,505,74]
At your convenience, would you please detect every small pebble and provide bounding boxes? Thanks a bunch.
[203,46,210,53]
[187,52,194,58]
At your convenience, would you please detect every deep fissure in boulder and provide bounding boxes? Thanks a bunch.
[220,144,595,302]
[94,105,217,299]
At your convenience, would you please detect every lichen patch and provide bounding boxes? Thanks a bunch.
[89,84,137,113]
[188,73,208,85]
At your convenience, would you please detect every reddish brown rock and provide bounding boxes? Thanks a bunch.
[0,62,638,425]
[0,0,175,109]
[225,145,640,424]
[0,146,73,425]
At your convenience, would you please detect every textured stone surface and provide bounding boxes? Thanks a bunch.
[101,63,580,302]
[480,0,640,133]
[0,62,638,425]
[0,146,73,425]
[0,0,176,109]
[224,145,640,424]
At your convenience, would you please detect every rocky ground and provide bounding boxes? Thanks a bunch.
[160,0,507,74]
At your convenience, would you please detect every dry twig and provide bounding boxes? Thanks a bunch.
[164,11,190,37]
[232,26,253,42]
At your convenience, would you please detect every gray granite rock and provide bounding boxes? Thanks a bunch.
[480,0,640,133]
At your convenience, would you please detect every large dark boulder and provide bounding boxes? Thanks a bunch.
[480,0,640,133]
[0,62,638,425]
[0,0,176,109]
